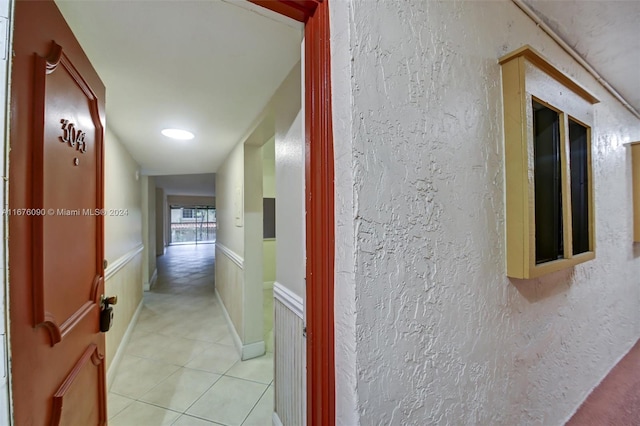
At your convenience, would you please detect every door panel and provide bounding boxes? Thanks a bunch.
[10,1,107,424]
[33,42,103,346]
[51,345,105,425]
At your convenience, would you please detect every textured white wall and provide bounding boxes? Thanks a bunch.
[330,0,359,423]
[332,1,640,424]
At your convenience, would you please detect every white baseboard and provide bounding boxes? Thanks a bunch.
[144,268,158,291]
[273,412,283,426]
[214,288,265,361]
[243,340,266,360]
[107,299,143,390]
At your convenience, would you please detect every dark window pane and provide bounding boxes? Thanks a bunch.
[533,101,564,264]
[263,198,276,238]
[569,119,589,255]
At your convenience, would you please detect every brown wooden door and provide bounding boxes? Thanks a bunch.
[9,0,107,424]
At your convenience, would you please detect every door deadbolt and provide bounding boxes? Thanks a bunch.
[99,295,118,333]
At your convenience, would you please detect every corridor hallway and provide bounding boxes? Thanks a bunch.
[108,245,274,425]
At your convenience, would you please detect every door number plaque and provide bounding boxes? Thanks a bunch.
[60,119,86,153]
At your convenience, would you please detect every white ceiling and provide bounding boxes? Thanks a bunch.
[522,0,640,115]
[54,0,638,185]
[55,0,303,176]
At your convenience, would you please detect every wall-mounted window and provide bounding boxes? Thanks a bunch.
[499,46,599,279]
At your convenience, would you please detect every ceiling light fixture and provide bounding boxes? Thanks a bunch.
[161,128,195,140]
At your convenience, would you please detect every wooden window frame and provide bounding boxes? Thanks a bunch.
[500,45,599,279]
[630,141,640,242]
[250,1,335,425]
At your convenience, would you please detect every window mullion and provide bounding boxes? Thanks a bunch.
[560,112,574,259]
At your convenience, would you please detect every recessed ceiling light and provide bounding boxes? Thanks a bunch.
[161,128,194,140]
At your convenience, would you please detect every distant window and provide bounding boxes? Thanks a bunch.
[182,208,194,219]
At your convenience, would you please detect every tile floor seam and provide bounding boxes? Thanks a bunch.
[138,368,224,414]
[109,390,137,400]
[133,399,184,415]
[167,373,223,416]
[109,244,274,425]
[239,385,271,426]
[171,415,226,426]
[125,347,210,367]
[222,372,274,386]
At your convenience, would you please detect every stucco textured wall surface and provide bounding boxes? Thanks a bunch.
[332,1,640,424]
[331,0,359,423]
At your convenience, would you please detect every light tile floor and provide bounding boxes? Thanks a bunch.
[108,244,273,426]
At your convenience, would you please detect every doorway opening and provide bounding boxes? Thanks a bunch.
[4,0,334,424]
[169,206,216,245]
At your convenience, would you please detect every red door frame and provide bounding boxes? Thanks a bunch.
[250,1,335,425]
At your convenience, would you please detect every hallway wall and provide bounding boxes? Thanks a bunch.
[217,142,245,257]
[141,176,157,290]
[147,178,156,281]
[156,187,166,255]
[270,60,306,426]
[104,128,144,374]
[167,195,215,208]
[216,140,246,345]
[263,136,276,287]
[331,1,640,424]
[215,122,269,359]
[244,144,264,346]
[215,60,304,369]
[105,128,143,262]
[274,62,305,301]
